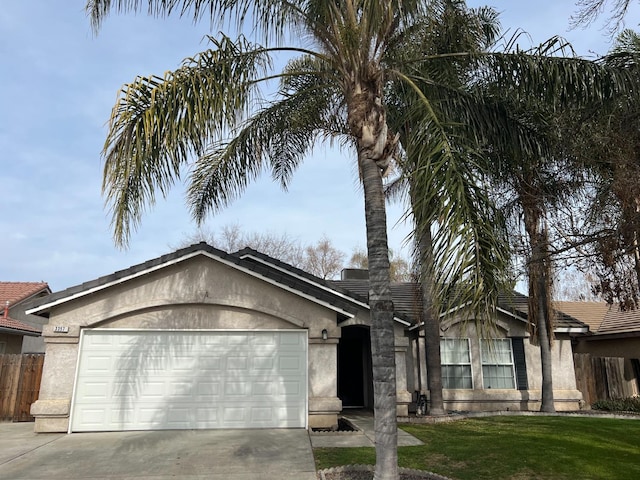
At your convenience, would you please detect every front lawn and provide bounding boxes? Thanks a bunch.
[313,416,640,480]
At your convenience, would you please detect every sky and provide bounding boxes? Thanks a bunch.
[1,1,639,292]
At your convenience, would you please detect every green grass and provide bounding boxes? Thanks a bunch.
[313,416,640,480]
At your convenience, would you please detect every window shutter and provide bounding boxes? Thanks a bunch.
[512,338,528,390]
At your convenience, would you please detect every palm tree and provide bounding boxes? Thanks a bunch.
[385,0,510,415]
[87,1,640,474]
[468,37,640,412]
[86,1,450,478]
[387,14,640,414]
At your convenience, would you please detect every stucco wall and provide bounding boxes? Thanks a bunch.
[0,333,23,354]
[32,255,342,432]
[407,313,583,412]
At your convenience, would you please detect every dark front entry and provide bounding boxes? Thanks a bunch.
[337,326,373,408]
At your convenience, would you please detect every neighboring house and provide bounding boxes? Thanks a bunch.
[27,243,586,433]
[558,301,640,398]
[0,282,51,354]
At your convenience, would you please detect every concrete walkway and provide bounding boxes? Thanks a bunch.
[310,411,424,448]
[0,423,317,480]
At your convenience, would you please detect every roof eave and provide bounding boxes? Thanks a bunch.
[0,326,40,337]
[582,330,640,340]
[554,327,589,334]
[26,249,356,319]
[241,253,412,326]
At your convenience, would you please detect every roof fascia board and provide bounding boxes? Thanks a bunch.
[239,254,371,308]
[27,251,354,318]
[497,306,528,323]
[240,253,410,326]
[555,327,589,333]
[581,330,640,339]
[437,301,473,319]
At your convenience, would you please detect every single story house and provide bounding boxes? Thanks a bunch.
[0,282,51,353]
[27,243,587,433]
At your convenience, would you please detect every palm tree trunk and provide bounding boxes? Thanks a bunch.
[416,225,446,415]
[522,188,556,413]
[361,154,399,480]
[535,271,555,412]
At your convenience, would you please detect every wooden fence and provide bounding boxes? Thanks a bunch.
[574,353,637,406]
[0,354,44,422]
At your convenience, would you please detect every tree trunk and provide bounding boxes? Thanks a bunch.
[417,225,445,415]
[535,271,555,412]
[361,154,398,480]
[522,187,556,413]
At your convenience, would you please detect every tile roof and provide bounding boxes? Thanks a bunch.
[553,301,640,336]
[0,282,48,336]
[497,291,588,331]
[553,301,610,332]
[0,316,41,335]
[598,306,640,335]
[329,279,422,322]
[332,281,588,331]
[23,243,587,333]
[27,243,366,320]
[0,282,49,309]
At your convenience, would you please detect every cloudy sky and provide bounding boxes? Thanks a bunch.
[1,1,639,292]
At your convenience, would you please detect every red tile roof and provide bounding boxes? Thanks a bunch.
[0,282,50,308]
[0,282,49,335]
[0,316,41,334]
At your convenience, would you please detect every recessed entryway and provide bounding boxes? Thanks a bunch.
[337,326,373,409]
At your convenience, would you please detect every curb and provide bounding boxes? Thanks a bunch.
[318,464,452,480]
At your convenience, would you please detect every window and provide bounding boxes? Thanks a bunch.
[0,342,5,354]
[440,338,472,389]
[481,339,516,389]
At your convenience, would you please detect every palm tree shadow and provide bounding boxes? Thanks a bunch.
[110,328,306,433]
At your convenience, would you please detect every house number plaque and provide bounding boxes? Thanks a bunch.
[53,326,69,333]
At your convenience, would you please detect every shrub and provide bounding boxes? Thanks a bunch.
[591,396,640,413]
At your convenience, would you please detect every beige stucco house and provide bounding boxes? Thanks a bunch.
[27,243,587,433]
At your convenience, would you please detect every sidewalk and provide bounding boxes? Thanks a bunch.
[309,411,424,448]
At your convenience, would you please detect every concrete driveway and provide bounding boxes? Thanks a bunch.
[0,423,317,480]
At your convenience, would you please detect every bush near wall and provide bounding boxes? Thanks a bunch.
[591,396,640,413]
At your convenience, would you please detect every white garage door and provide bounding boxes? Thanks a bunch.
[71,330,307,432]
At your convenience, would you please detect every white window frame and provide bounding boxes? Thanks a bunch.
[440,338,473,389]
[480,338,516,389]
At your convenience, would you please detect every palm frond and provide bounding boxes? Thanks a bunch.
[188,55,345,222]
[87,0,304,44]
[102,34,270,245]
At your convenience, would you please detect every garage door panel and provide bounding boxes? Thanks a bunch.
[72,330,307,432]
